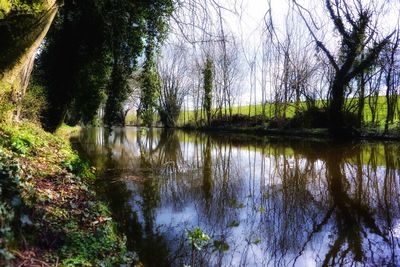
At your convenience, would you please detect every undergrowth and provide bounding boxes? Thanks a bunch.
[0,122,133,266]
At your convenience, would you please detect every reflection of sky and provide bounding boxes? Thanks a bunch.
[82,128,400,266]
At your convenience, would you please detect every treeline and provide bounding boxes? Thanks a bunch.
[0,0,173,131]
[130,0,399,136]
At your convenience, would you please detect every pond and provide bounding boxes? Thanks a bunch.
[78,127,400,267]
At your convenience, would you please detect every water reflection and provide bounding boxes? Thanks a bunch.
[79,127,400,266]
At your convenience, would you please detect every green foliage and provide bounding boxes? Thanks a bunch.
[213,240,230,252]
[139,53,161,127]
[104,65,129,127]
[0,83,14,122]
[36,0,174,130]
[227,220,240,228]
[62,155,94,179]
[203,57,214,126]
[0,101,14,122]
[186,227,210,251]
[0,123,49,156]
[61,214,128,266]
[0,123,128,265]
[157,69,184,128]
[0,151,21,264]
[228,198,245,209]
[8,0,44,14]
[9,136,29,154]
[288,107,329,129]
[179,96,400,132]
[21,83,47,122]
[21,84,47,120]
[0,0,45,19]
[0,0,11,19]
[36,0,112,131]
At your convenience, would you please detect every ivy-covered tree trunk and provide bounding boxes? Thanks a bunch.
[0,0,58,122]
[139,41,161,128]
[203,57,213,126]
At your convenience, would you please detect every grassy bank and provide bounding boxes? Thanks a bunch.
[0,123,133,266]
[125,96,400,129]
[173,96,400,127]
[180,114,400,140]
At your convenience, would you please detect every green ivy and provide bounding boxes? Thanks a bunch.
[0,151,22,264]
[186,227,210,251]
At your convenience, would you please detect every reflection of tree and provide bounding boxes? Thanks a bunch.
[259,147,321,266]
[323,150,381,265]
[291,144,394,266]
[202,137,213,204]
[136,129,185,173]
[79,128,400,266]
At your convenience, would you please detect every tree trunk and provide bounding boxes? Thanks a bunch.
[329,79,345,133]
[384,72,393,134]
[0,0,58,122]
[357,74,365,129]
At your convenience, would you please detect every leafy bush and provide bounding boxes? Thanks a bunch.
[0,123,49,155]
[210,114,267,128]
[61,221,128,266]
[62,155,94,179]
[0,83,14,122]
[0,151,24,264]
[9,136,30,154]
[267,117,290,129]
[288,107,329,129]
[21,84,47,122]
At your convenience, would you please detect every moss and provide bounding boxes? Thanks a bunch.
[0,0,11,18]
[0,122,130,266]
[0,81,15,122]
[0,0,48,16]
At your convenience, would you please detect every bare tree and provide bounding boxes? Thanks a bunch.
[383,30,400,132]
[214,35,241,118]
[294,0,394,134]
[366,66,384,124]
[157,43,190,127]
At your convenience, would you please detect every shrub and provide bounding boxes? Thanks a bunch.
[0,152,25,264]
[210,114,267,128]
[288,107,329,129]
[0,83,14,122]
[62,155,94,179]
[21,84,47,122]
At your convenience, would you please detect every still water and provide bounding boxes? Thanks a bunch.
[78,127,400,267]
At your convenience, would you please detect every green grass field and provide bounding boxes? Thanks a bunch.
[126,96,400,128]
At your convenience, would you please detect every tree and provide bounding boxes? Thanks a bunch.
[214,35,241,118]
[157,43,189,128]
[37,0,111,131]
[383,31,400,133]
[137,0,174,128]
[203,56,214,126]
[139,44,161,127]
[0,0,59,122]
[35,0,173,131]
[294,0,393,134]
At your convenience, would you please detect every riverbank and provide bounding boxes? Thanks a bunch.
[179,124,400,141]
[0,123,133,266]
